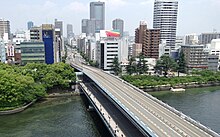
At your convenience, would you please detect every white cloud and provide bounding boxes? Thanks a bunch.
[66,1,88,13]
[140,0,153,5]
[43,1,56,9]
[100,0,128,9]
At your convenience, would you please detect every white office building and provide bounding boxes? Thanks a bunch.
[153,0,178,49]
[96,30,128,73]
[175,36,184,49]
[0,38,6,63]
[159,40,171,57]
[184,33,199,45]
[98,38,119,72]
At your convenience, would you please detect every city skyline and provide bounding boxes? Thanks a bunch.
[0,0,220,36]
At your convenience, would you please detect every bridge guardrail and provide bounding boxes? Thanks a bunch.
[83,71,157,137]
[79,83,119,137]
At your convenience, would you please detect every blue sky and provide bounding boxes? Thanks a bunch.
[1,0,220,37]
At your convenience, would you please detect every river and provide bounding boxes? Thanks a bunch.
[1,87,220,136]
[0,96,101,137]
[149,86,220,134]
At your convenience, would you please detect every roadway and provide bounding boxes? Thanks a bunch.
[83,81,145,137]
[81,65,214,137]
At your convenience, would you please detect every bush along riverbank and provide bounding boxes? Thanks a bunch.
[121,70,220,92]
[0,63,76,114]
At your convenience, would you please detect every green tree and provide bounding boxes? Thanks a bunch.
[137,53,148,74]
[0,63,76,109]
[127,57,137,75]
[112,56,121,76]
[177,51,186,76]
[155,55,178,77]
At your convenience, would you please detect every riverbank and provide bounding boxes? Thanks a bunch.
[45,91,82,98]
[0,100,37,115]
[122,71,220,92]
[0,89,81,115]
[141,82,220,92]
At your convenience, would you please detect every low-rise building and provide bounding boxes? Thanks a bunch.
[181,45,208,71]
[132,43,142,57]
[199,32,220,45]
[159,40,171,58]
[20,41,45,65]
[208,55,219,71]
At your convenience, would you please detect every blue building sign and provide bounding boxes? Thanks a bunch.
[42,30,54,64]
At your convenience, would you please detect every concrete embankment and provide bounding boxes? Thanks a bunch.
[45,91,82,98]
[0,100,37,115]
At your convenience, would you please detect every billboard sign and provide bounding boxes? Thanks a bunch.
[100,30,120,38]
[43,30,54,64]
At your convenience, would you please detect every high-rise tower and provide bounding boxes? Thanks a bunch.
[54,19,63,36]
[0,19,10,40]
[27,21,34,30]
[112,19,124,37]
[67,24,74,38]
[90,1,105,30]
[153,0,178,49]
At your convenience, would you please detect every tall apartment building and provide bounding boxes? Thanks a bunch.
[153,0,178,49]
[54,19,63,36]
[135,21,147,44]
[0,19,10,40]
[199,33,220,45]
[181,45,208,71]
[90,1,105,30]
[135,21,160,59]
[27,21,34,30]
[112,19,124,37]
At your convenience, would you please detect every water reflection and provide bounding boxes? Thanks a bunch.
[0,97,101,137]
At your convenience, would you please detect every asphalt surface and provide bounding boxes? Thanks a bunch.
[81,65,213,137]
[84,82,146,137]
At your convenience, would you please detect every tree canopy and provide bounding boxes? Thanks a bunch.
[177,51,186,74]
[0,62,76,109]
[112,56,121,76]
[155,55,178,77]
[122,70,220,89]
[126,54,148,75]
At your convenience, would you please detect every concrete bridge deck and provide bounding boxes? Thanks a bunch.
[80,81,145,137]
[72,62,219,137]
